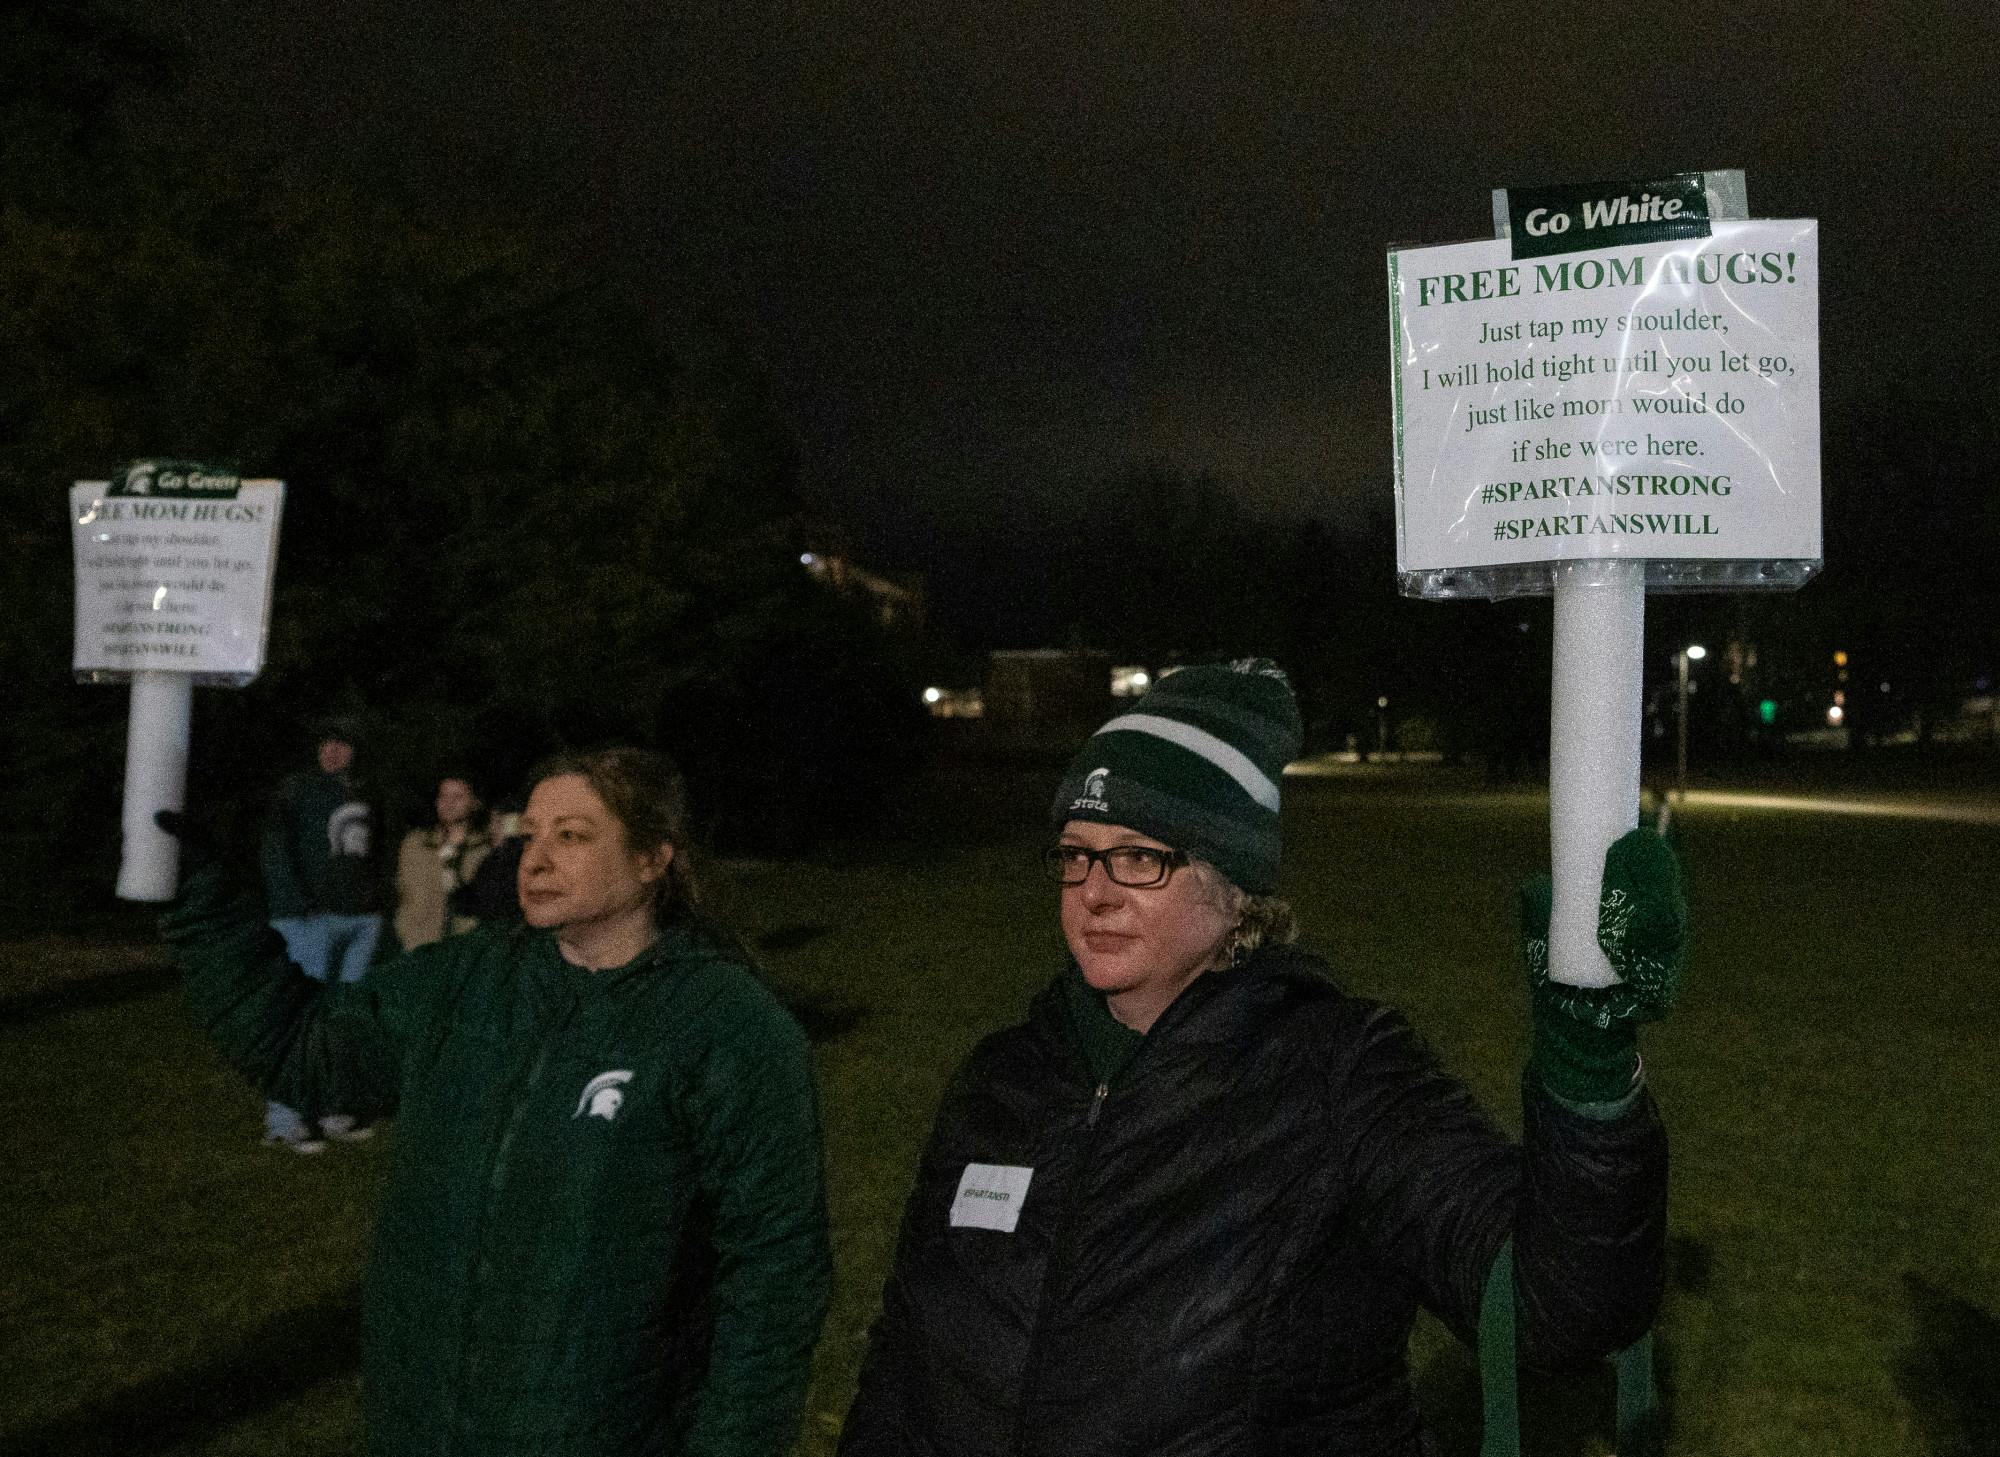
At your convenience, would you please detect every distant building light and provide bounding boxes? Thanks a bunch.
[1110,666,1152,697]
[1833,690,1845,707]
[1827,704,1845,726]
[923,686,984,720]
[800,552,817,565]
[1880,681,1891,693]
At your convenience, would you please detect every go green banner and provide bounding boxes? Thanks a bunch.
[106,459,243,498]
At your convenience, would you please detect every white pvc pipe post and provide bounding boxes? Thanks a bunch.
[1534,171,1745,986]
[116,670,194,901]
[1547,559,1644,987]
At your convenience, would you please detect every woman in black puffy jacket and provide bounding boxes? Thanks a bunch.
[840,659,1681,1456]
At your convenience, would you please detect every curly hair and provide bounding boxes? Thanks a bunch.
[1222,890,1298,965]
[1185,854,1298,966]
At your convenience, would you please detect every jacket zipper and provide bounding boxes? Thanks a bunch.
[1012,1077,1111,1456]
[1007,971,1257,1452]
[450,975,580,1451]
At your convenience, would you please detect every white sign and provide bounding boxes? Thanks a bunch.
[1388,220,1820,581]
[72,478,285,683]
[949,1162,1034,1233]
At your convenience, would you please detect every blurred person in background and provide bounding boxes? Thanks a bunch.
[394,773,492,950]
[452,793,527,927]
[258,717,383,1151]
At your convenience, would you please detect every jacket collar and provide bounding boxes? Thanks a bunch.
[1039,942,1336,1078]
[521,921,708,994]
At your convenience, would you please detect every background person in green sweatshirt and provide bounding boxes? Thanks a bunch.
[257,717,385,1151]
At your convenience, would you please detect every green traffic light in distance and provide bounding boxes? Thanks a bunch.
[1759,699,1777,724]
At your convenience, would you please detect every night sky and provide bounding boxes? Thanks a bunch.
[113,0,1995,576]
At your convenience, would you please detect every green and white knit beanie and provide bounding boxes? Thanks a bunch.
[1050,658,1303,894]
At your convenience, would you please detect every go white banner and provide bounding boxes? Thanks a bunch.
[1388,219,1820,576]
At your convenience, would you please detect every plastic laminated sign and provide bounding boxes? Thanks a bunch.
[72,462,286,687]
[1387,171,1821,600]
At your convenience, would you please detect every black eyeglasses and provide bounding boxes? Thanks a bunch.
[1042,843,1187,888]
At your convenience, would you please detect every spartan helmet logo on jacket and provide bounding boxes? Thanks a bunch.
[575,1071,635,1121]
[328,802,372,859]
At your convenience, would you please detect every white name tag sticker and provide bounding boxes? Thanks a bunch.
[950,1162,1035,1233]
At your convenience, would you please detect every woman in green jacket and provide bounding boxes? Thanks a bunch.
[162,747,831,1457]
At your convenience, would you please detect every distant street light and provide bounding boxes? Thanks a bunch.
[1676,645,1706,803]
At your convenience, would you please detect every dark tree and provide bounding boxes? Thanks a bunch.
[0,2,919,917]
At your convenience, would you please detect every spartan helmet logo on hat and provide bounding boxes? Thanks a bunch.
[1071,766,1111,814]
[574,1070,635,1121]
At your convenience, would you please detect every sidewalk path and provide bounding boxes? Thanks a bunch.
[1283,759,2000,828]
[1678,788,2000,827]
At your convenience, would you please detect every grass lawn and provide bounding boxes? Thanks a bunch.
[3,765,1995,1455]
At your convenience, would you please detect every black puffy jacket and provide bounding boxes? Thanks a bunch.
[841,946,1666,1455]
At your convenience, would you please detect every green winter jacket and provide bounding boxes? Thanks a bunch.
[162,865,831,1457]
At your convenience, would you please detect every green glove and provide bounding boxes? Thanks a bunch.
[1522,827,1687,1105]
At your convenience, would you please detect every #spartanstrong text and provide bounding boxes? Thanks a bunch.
[1478,473,1732,504]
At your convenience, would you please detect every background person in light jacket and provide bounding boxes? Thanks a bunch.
[394,773,492,950]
